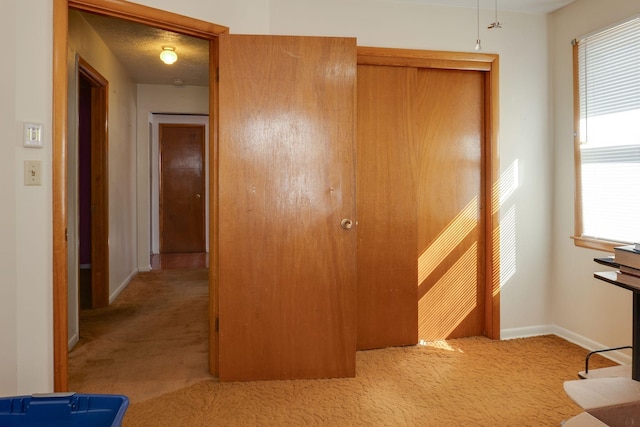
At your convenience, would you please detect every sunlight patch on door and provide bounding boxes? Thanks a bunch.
[418,243,478,340]
[417,197,478,286]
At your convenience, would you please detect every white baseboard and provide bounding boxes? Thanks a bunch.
[138,264,152,272]
[501,325,555,340]
[68,331,79,351]
[109,269,138,304]
[501,324,632,366]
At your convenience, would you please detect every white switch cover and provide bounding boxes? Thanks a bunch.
[24,122,44,148]
[24,160,42,186]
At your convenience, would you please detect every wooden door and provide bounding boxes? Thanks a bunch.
[160,124,206,253]
[416,69,485,340]
[356,65,418,349]
[356,61,486,347]
[218,35,357,381]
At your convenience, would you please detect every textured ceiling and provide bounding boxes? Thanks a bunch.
[81,12,210,87]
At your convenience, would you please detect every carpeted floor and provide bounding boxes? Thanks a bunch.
[69,269,211,402]
[69,269,619,426]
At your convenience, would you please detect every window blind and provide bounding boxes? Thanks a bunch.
[576,16,640,243]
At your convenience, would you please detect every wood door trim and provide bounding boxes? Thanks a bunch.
[68,0,229,38]
[208,37,220,376]
[78,56,109,309]
[358,46,496,71]
[53,0,225,391]
[357,46,501,339]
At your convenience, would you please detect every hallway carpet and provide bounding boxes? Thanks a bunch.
[69,268,211,402]
[69,269,618,426]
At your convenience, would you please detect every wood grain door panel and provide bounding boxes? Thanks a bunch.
[356,65,419,349]
[218,34,357,381]
[415,68,485,340]
[160,124,206,253]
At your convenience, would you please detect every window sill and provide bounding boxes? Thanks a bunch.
[571,236,628,253]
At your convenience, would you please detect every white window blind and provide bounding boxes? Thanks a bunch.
[576,16,640,244]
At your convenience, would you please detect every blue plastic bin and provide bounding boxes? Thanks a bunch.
[0,393,129,427]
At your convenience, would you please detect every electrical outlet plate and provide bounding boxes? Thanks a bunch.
[24,122,43,148]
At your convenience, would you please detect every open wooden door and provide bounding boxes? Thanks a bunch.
[217,35,357,381]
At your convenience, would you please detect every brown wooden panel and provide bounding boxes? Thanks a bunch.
[415,69,485,340]
[357,46,496,71]
[160,124,206,253]
[218,34,357,381]
[356,65,418,350]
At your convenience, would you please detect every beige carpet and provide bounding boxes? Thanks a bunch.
[69,269,211,402]
[69,269,618,426]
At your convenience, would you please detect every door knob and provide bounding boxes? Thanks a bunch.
[340,218,353,230]
[195,193,201,199]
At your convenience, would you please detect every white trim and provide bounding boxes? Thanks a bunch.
[67,332,79,351]
[109,269,137,304]
[501,324,632,366]
[553,325,632,366]
[500,324,555,340]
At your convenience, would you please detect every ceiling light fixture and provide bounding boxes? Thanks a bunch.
[160,46,178,65]
[474,0,481,51]
[488,0,502,29]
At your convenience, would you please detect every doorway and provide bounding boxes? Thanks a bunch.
[77,57,109,311]
[53,0,226,391]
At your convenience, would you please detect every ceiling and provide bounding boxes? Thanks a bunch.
[80,11,210,87]
[79,0,574,87]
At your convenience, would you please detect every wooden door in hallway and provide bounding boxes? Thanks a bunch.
[218,34,357,381]
[160,124,206,253]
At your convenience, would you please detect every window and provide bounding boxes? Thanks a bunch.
[573,16,640,250]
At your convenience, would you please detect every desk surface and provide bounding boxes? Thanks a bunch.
[594,271,640,293]
[564,377,640,410]
[562,412,608,427]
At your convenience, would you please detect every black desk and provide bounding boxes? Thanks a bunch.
[594,270,640,381]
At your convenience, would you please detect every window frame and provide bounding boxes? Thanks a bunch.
[572,16,640,252]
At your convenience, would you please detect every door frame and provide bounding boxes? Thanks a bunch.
[53,0,227,391]
[357,47,500,339]
[77,56,109,309]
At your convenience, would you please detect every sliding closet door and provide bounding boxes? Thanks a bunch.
[415,69,485,340]
[356,65,418,349]
[218,34,357,381]
[356,61,486,347]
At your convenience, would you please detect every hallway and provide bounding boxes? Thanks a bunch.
[68,260,211,402]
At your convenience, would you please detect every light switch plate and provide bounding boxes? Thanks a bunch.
[24,122,43,148]
[24,160,42,186]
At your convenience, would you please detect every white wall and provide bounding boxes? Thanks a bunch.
[134,0,270,34]
[66,11,139,348]
[0,0,54,396]
[550,0,639,363]
[0,0,19,397]
[136,85,209,271]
